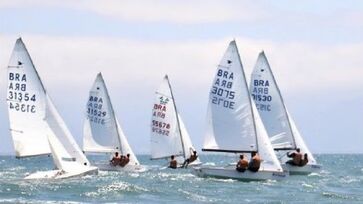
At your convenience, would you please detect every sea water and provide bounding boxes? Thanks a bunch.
[0,154,362,203]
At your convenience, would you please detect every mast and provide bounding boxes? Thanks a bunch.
[98,73,123,154]
[234,40,259,152]
[165,75,186,159]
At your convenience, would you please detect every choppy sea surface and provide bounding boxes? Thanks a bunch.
[0,154,362,203]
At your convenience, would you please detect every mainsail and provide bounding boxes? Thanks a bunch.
[250,51,316,164]
[83,73,139,165]
[250,51,296,150]
[202,40,282,171]
[151,75,196,160]
[7,38,50,157]
[203,40,257,152]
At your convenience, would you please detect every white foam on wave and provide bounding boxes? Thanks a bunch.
[84,181,149,198]
[177,188,220,203]
[301,182,314,188]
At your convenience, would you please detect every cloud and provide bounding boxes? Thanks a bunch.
[0,0,266,24]
[1,34,362,96]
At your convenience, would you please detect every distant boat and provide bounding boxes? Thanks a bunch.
[193,41,287,181]
[83,73,145,172]
[150,75,201,167]
[7,38,98,179]
[250,51,321,174]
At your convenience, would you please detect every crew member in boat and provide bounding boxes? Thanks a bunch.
[286,148,303,166]
[299,153,308,167]
[110,152,121,166]
[181,150,198,168]
[236,154,248,172]
[120,153,131,167]
[248,151,261,172]
[169,155,177,169]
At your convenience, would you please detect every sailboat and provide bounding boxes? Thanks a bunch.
[83,73,145,172]
[150,75,201,167]
[7,38,98,179]
[193,41,287,181]
[250,51,321,174]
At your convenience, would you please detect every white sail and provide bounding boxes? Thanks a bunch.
[6,38,51,157]
[115,118,140,165]
[83,73,121,153]
[250,52,296,150]
[252,103,283,171]
[178,114,199,161]
[7,38,96,179]
[203,40,257,152]
[45,94,91,171]
[83,73,139,165]
[150,75,184,159]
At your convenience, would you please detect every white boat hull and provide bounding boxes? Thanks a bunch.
[193,166,288,181]
[24,166,98,180]
[187,160,202,167]
[282,163,322,175]
[97,163,147,172]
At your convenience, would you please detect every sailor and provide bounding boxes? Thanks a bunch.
[181,150,198,168]
[286,148,303,166]
[236,154,248,172]
[299,153,308,167]
[248,151,261,172]
[120,154,131,167]
[110,152,121,166]
[169,155,177,169]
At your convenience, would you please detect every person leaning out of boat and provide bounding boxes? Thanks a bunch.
[181,149,198,168]
[110,152,121,166]
[286,148,303,166]
[236,154,249,172]
[169,155,177,169]
[248,151,261,172]
[299,153,308,167]
[120,153,131,167]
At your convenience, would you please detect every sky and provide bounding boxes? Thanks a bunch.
[0,0,362,154]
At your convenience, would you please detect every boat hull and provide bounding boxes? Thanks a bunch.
[282,163,322,175]
[192,166,288,181]
[97,163,147,172]
[24,166,98,180]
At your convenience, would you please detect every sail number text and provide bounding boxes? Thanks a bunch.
[87,96,107,125]
[251,80,272,111]
[7,73,37,113]
[152,103,170,136]
[211,69,235,109]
